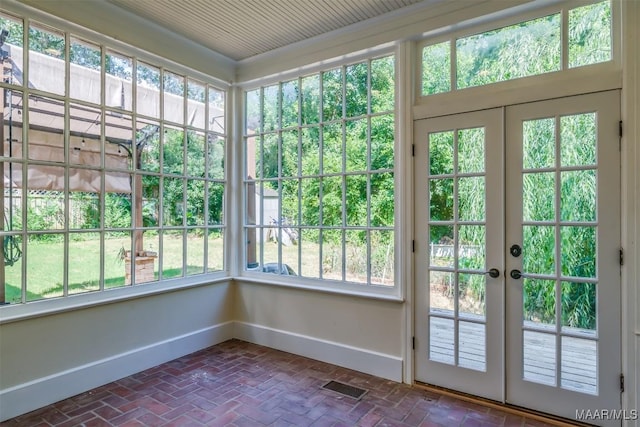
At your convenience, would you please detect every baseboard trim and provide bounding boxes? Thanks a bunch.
[234,321,403,382]
[0,321,234,422]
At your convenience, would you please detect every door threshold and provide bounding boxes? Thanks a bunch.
[413,382,593,427]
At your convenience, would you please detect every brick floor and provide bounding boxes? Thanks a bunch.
[1,340,568,426]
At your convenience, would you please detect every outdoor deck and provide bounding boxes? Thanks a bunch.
[429,316,597,395]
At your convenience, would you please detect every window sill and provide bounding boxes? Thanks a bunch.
[0,273,232,325]
[234,273,404,303]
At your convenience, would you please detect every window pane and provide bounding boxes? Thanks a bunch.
[523,225,555,275]
[345,119,367,172]
[3,90,23,159]
[2,162,22,231]
[137,62,160,118]
[371,172,394,227]
[262,133,278,179]
[70,104,101,167]
[458,225,485,270]
[207,229,224,272]
[263,85,278,132]
[458,176,485,221]
[523,118,555,170]
[0,14,23,85]
[186,229,205,275]
[523,172,555,222]
[104,192,132,229]
[429,178,453,221]
[300,229,320,278]
[321,229,342,281]
[345,229,367,283]
[105,50,132,110]
[301,127,320,176]
[26,234,64,301]
[187,79,205,129]
[245,89,261,135]
[27,186,64,231]
[29,23,65,95]
[561,226,596,278]
[105,232,131,288]
[186,179,205,226]
[301,75,320,124]
[141,174,159,228]
[345,174,366,226]
[207,182,224,225]
[345,62,367,118]
[281,179,299,225]
[69,189,100,229]
[561,170,596,222]
[163,71,184,124]
[322,123,342,174]
[371,230,393,286]
[430,225,454,268]
[162,230,183,279]
[457,14,561,89]
[134,233,159,285]
[569,1,612,68]
[3,234,23,303]
[70,37,101,104]
[422,41,451,95]
[68,233,100,294]
[371,115,394,171]
[561,281,596,331]
[281,79,299,129]
[371,55,394,113]
[300,178,320,226]
[163,177,184,226]
[105,112,132,171]
[322,68,342,122]
[207,133,225,180]
[208,87,225,133]
[163,126,184,174]
[186,131,205,178]
[322,176,342,226]
[281,130,299,177]
[137,119,160,173]
[28,95,64,162]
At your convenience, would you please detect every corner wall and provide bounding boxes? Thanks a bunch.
[0,282,235,421]
[234,281,404,382]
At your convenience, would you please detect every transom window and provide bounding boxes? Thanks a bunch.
[243,55,396,287]
[0,12,227,305]
[421,0,612,96]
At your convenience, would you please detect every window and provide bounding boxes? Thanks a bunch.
[421,0,612,96]
[0,12,227,305]
[244,55,396,288]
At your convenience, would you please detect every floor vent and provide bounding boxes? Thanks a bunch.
[322,380,367,399]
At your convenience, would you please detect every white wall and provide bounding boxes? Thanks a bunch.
[0,282,235,421]
[234,281,404,382]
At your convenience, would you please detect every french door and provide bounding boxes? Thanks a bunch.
[414,91,621,423]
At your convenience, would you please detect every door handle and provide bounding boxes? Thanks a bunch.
[485,268,500,278]
[510,269,527,279]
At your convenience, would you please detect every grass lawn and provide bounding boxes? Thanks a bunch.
[4,233,224,304]
[4,232,393,304]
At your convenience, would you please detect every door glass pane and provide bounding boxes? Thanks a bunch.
[459,273,485,318]
[560,113,596,166]
[458,225,485,270]
[561,281,596,331]
[430,225,454,268]
[459,321,486,372]
[458,177,485,221]
[561,170,596,222]
[457,128,484,173]
[523,172,555,221]
[523,118,555,169]
[429,131,453,174]
[430,178,453,220]
[523,279,556,328]
[523,225,555,275]
[430,317,454,365]
[561,226,596,278]
[430,271,455,313]
[523,331,556,386]
[561,336,597,394]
